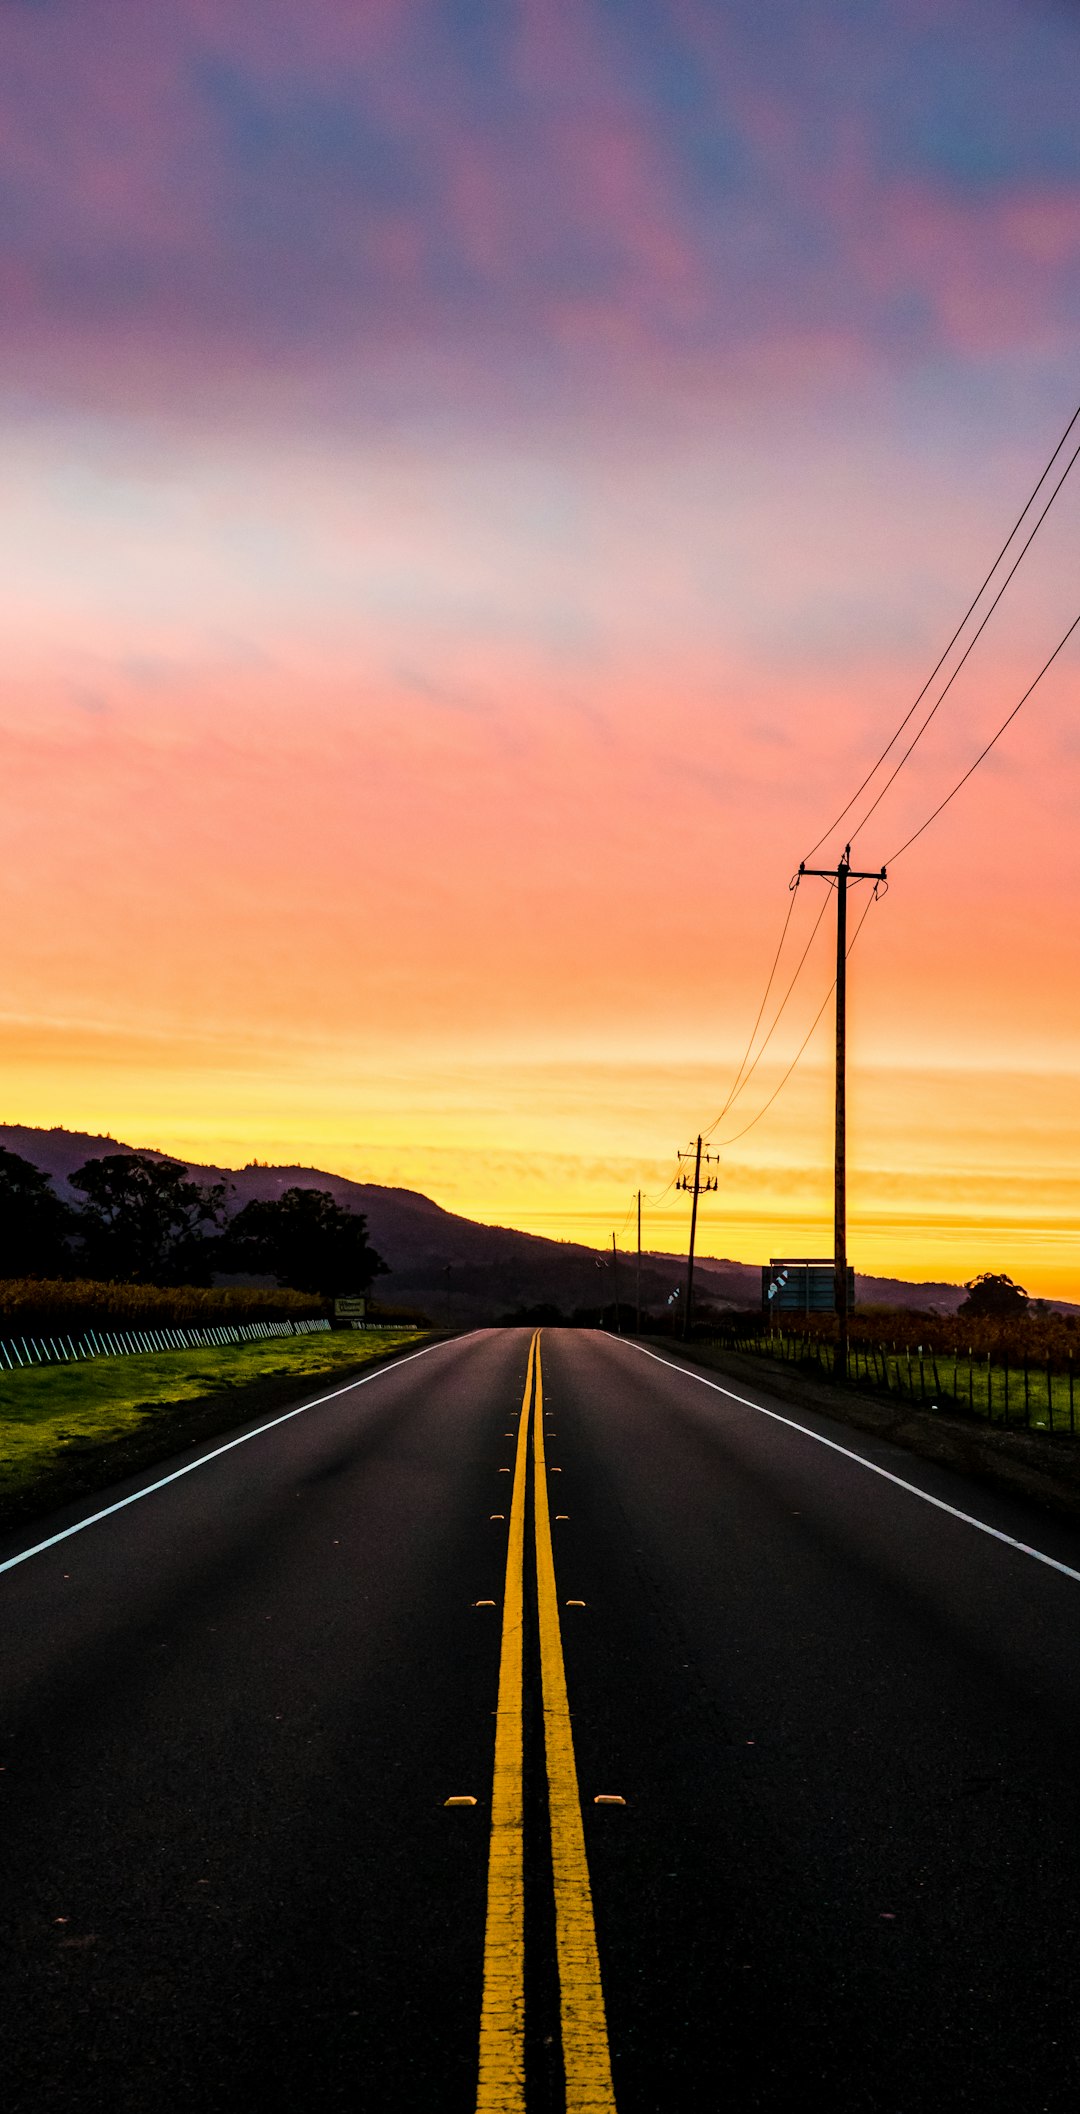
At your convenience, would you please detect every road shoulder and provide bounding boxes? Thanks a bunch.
[0,1333,443,1542]
[641,1335,1080,1521]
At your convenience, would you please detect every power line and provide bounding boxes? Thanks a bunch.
[642,1158,680,1209]
[845,433,1080,850]
[711,886,881,1149]
[644,405,1080,1237]
[708,887,797,1121]
[801,394,1080,865]
[704,886,831,1137]
[641,889,829,1203]
[887,603,1080,865]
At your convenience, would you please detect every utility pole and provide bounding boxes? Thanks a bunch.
[611,1231,622,1334]
[676,1136,718,1341]
[635,1189,642,1336]
[798,845,886,1384]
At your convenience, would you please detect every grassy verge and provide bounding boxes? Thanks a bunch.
[0,1329,433,1537]
[653,1336,1080,1521]
[716,1330,1080,1434]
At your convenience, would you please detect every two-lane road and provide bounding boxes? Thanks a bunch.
[2,1327,1080,2110]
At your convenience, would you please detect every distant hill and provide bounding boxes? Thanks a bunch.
[0,1122,994,1322]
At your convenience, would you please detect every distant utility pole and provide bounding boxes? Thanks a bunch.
[676,1136,718,1341]
[635,1189,642,1336]
[798,844,886,1384]
[611,1231,622,1335]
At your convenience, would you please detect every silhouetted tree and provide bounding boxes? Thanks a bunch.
[225,1187,386,1297]
[70,1153,227,1283]
[959,1271,1029,1319]
[0,1148,75,1277]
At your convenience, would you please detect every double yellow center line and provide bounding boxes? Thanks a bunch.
[476,1331,617,2113]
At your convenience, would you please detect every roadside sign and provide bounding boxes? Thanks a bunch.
[761,1259,855,1315]
[334,1294,367,1319]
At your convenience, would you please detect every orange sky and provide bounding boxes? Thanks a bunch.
[4,3,1080,1296]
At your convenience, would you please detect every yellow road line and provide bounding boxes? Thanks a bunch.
[533,1334,618,2112]
[475,1332,535,2113]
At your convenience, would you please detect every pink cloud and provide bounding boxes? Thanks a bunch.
[0,0,1073,428]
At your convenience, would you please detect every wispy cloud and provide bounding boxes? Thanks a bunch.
[2,0,1079,418]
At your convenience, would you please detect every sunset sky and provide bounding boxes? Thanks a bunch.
[3,0,1080,1294]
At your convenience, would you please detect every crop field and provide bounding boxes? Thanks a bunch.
[0,1277,323,1333]
[0,1327,430,1511]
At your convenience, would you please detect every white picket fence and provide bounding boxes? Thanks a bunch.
[0,1315,331,1371]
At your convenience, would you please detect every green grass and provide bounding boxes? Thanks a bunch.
[848,1346,1080,1432]
[722,1331,1080,1436]
[0,1329,430,1503]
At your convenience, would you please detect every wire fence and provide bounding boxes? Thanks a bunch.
[708,1324,1080,1436]
[0,1315,332,1372]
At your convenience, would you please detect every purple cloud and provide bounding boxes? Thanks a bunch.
[0,0,1078,417]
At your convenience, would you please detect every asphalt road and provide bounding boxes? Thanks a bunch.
[2,1326,1080,2112]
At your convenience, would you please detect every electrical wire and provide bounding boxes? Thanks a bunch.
[687,459,1080,1201]
[845,434,1080,850]
[887,603,1080,865]
[642,1163,681,1211]
[708,887,798,1121]
[711,886,881,1149]
[703,887,831,1136]
[801,395,1080,865]
[639,893,827,1207]
[637,397,1080,1222]
[638,884,871,1217]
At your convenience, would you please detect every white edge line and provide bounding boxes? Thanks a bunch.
[626,1340,1080,1588]
[0,1337,452,1578]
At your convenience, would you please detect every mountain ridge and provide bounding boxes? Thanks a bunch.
[0,1122,988,1321]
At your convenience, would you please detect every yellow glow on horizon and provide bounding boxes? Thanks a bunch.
[3,1020,1078,1301]
[4,417,1080,1310]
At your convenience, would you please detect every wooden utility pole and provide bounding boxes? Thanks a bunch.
[611,1231,622,1334]
[798,845,885,1383]
[635,1189,642,1335]
[676,1136,717,1341]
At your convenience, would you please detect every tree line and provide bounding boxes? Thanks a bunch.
[0,1148,386,1297]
